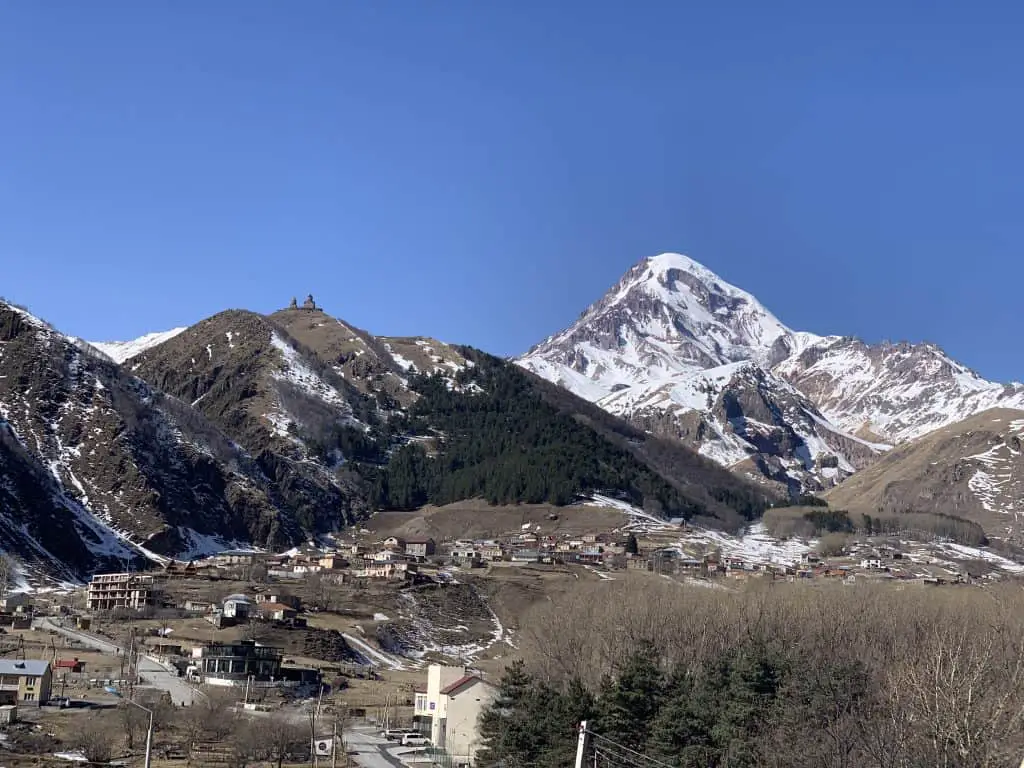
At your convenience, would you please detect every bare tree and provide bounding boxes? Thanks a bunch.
[72,718,118,764]
[259,716,309,768]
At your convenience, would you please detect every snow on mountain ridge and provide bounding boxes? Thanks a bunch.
[775,336,1024,443]
[517,253,894,494]
[88,327,188,364]
[529,253,808,374]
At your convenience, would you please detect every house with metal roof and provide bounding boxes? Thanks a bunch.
[0,659,51,706]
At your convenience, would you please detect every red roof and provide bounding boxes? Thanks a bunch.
[440,675,481,695]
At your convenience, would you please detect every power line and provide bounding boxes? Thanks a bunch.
[594,746,651,768]
[585,728,678,768]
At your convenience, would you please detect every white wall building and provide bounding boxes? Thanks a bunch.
[415,664,496,766]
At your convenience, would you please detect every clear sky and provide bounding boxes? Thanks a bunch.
[1,1,1022,380]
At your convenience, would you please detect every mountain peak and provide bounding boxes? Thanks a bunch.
[522,252,807,396]
[639,252,740,291]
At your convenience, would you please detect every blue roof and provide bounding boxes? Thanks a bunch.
[0,659,50,677]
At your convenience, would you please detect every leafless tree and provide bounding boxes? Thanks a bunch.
[72,717,118,764]
[259,715,310,768]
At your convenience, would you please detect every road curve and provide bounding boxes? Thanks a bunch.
[35,617,201,706]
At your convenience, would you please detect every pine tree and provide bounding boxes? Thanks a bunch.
[711,648,782,768]
[596,644,665,752]
[536,678,598,766]
[649,669,720,767]
[477,660,546,767]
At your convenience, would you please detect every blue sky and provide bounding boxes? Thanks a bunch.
[1,1,1022,380]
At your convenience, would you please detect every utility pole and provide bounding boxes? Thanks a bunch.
[331,718,338,768]
[574,721,590,768]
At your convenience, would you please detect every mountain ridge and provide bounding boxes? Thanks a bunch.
[519,252,1024,495]
[0,296,774,581]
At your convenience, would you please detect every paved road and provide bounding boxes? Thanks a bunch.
[343,727,415,768]
[35,617,201,706]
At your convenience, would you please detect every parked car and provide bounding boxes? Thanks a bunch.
[383,729,417,741]
[401,734,431,747]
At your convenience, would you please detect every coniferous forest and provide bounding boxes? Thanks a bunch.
[366,349,771,526]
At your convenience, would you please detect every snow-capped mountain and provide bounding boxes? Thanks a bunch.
[86,327,187,364]
[520,253,878,492]
[775,336,1024,443]
[524,252,815,401]
[519,252,1024,495]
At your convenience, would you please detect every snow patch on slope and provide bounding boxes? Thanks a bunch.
[88,328,187,364]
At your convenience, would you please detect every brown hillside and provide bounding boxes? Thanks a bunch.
[826,408,1024,540]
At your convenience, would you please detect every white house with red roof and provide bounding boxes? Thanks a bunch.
[416,664,497,764]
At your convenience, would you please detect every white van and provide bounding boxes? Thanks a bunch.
[401,734,431,747]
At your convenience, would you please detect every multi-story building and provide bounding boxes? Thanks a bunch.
[189,641,282,686]
[0,660,52,706]
[86,573,154,612]
[404,538,436,558]
[414,664,496,765]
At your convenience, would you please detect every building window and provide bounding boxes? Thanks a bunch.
[23,693,34,701]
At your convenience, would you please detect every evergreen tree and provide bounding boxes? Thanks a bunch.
[649,670,720,767]
[535,678,598,766]
[477,661,546,767]
[596,644,666,753]
[711,648,782,768]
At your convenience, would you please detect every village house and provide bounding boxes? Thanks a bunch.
[318,554,348,571]
[161,560,198,578]
[256,602,298,622]
[222,594,252,620]
[353,561,416,581]
[382,536,406,551]
[450,545,481,564]
[415,665,496,766]
[0,593,32,613]
[511,549,541,564]
[189,641,282,686]
[860,558,883,569]
[404,538,436,558]
[267,565,303,580]
[209,552,259,568]
[372,549,408,562]
[0,660,51,706]
[255,593,301,610]
[475,541,504,561]
[626,554,652,571]
[575,549,605,565]
[184,599,213,614]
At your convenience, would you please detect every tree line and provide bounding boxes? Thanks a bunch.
[480,579,1024,767]
[364,351,768,525]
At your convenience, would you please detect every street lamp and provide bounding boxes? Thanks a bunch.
[105,686,153,768]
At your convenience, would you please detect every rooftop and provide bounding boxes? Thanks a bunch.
[0,659,50,677]
[440,675,493,696]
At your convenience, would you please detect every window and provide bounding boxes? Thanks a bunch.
[23,693,34,701]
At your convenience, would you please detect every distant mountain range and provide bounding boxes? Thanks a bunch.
[519,253,1024,495]
[4,252,1023,581]
[0,294,770,583]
